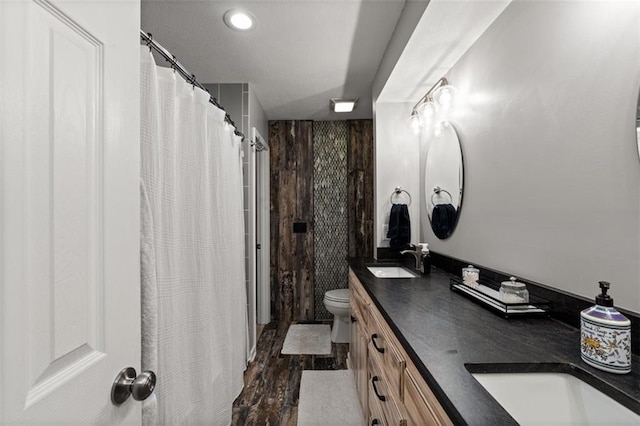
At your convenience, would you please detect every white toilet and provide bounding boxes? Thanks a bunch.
[323,289,351,343]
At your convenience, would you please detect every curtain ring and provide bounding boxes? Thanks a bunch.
[170,56,177,73]
[145,33,153,52]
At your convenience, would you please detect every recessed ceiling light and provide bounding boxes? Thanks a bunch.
[331,98,358,113]
[223,9,256,32]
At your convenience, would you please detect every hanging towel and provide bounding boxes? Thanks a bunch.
[431,203,458,239]
[387,203,411,250]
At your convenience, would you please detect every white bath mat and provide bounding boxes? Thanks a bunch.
[281,324,331,355]
[297,370,364,426]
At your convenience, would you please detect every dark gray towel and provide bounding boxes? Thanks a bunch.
[431,203,458,239]
[387,203,411,250]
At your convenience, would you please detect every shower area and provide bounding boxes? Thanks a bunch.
[140,34,249,425]
[269,120,374,322]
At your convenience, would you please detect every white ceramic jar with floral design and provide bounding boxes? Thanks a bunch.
[580,281,631,374]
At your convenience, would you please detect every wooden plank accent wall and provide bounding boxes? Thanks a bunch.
[348,120,374,258]
[269,120,314,322]
[269,119,373,321]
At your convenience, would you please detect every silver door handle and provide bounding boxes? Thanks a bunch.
[111,367,156,405]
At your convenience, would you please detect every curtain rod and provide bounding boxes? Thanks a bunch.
[140,30,245,141]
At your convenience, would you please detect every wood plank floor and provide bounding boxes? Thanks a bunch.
[232,321,349,425]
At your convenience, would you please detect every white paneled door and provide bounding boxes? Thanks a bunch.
[1,0,142,423]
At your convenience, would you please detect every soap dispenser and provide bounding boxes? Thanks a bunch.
[580,281,631,374]
[420,243,431,275]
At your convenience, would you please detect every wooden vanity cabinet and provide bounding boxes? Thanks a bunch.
[404,362,452,425]
[349,269,370,416]
[349,267,453,426]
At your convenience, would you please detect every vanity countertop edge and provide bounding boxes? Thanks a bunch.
[347,257,640,425]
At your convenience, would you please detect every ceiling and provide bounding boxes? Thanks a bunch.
[379,0,511,103]
[141,0,406,121]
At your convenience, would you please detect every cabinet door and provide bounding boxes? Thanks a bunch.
[349,268,370,329]
[404,364,453,426]
[351,315,369,415]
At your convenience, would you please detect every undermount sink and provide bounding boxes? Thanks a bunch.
[469,366,640,425]
[366,265,418,278]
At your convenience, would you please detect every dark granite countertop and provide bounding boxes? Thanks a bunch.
[348,258,640,425]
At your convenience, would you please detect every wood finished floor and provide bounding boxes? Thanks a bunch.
[232,321,349,425]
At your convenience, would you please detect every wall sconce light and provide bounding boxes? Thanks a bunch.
[331,98,358,113]
[410,77,456,134]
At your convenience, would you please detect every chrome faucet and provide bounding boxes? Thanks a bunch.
[400,243,428,272]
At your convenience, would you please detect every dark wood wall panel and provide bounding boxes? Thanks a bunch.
[348,120,374,258]
[269,120,314,322]
[269,119,373,321]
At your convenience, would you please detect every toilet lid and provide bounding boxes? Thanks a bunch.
[325,289,349,303]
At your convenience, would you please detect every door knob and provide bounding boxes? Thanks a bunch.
[111,367,156,405]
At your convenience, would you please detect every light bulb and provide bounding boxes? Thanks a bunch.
[434,84,457,109]
[230,13,252,29]
[420,101,437,121]
[410,112,422,135]
[434,121,447,137]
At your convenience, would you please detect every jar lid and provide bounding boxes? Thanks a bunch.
[463,265,478,272]
[501,276,526,289]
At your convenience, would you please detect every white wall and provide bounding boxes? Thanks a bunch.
[371,1,426,255]
[374,102,421,253]
[371,0,428,103]
[416,1,640,313]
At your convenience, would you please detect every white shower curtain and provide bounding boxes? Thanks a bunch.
[140,46,248,425]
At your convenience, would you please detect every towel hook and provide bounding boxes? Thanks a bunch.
[390,186,412,206]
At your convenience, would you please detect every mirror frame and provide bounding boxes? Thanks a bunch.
[636,83,640,161]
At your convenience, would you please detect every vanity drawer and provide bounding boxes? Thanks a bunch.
[368,381,387,426]
[368,304,405,398]
[369,351,407,426]
[403,363,453,426]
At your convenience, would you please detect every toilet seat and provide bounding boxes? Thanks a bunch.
[324,289,349,303]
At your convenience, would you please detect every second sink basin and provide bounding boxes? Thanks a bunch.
[366,265,418,278]
[470,367,640,425]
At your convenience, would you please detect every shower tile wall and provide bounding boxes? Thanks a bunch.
[203,83,250,301]
[313,121,349,320]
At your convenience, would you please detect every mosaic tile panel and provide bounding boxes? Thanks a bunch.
[313,121,349,320]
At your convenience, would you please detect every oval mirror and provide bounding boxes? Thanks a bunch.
[424,121,464,239]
